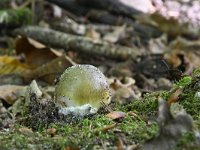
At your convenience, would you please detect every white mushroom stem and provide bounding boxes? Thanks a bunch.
[59,104,98,116]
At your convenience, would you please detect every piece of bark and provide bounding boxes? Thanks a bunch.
[13,26,141,60]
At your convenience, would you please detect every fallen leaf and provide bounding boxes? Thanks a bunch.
[65,146,79,150]
[106,111,126,120]
[95,123,117,132]
[0,55,32,75]
[109,77,140,104]
[85,28,100,40]
[47,128,56,136]
[28,55,75,84]
[116,136,123,150]
[164,52,182,68]
[167,88,183,105]
[103,25,126,43]
[128,111,142,120]
[15,36,62,67]
[0,85,26,104]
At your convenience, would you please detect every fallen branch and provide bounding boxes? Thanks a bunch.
[46,0,141,19]
[51,21,121,36]
[14,26,141,60]
[46,0,162,39]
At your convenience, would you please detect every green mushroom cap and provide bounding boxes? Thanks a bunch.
[55,65,111,110]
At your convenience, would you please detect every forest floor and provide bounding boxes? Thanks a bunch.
[0,0,200,149]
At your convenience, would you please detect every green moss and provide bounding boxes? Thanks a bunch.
[174,76,192,88]
[175,76,200,125]
[0,129,64,150]
[192,67,200,77]
[118,91,169,119]
[176,132,200,150]
[0,111,158,150]
[22,94,61,131]
[4,75,200,149]
[0,8,32,25]
[47,114,158,149]
[180,91,200,121]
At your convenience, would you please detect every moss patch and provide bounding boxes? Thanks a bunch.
[1,77,200,149]
[0,129,64,150]
[0,113,158,149]
[178,76,200,130]
[176,132,200,150]
[0,93,160,149]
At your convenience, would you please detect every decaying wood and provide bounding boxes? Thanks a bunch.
[51,21,121,36]
[14,26,141,60]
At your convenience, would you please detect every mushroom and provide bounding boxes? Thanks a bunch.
[55,65,111,116]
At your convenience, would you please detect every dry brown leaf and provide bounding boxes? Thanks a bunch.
[164,51,194,77]
[167,37,200,68]
[109,77,140,104]
[128,111,142,120]
[167,88,183,105]
[106,111,126,120]
[116,136,123,150]
[28,55,75,84]
[85,28,101,40]
[47,128,56,136]
[114,87,135,100]
[0,85,26,104]
[65,146,79,150]
[96,123,117,132]
[109,77,135,90]
[0,55,32,75]
[15,36,62,67]
[103,25,126,43]
[164,52,182,68]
